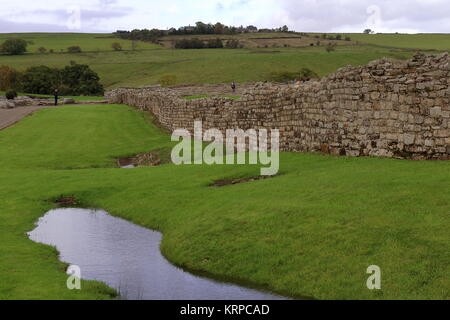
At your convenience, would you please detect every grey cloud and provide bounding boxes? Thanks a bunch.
[276,0,450,32]
[0,18,72,33]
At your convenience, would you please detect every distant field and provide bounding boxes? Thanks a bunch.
[0,33,161,53]
[158,32,356,49]
[0,32,448,90]
[0,44,416,89]
[347,33,450,51]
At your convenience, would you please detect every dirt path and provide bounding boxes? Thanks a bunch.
[0,106,54,131]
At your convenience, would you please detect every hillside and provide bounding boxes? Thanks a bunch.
[0,32,449,90]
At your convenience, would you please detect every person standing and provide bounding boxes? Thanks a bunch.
[231,82,236,93]
[54,89,59,106]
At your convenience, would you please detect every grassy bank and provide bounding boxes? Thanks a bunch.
[0,104,448,299]
[0,33,160,52]
[0,45,416,89]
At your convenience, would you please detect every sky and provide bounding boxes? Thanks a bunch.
[1,0,450,33]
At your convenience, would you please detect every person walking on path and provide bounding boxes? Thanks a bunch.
[54,89,59,106]
[231,82,236,93]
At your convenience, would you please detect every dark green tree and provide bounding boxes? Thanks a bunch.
[0,39,28,55]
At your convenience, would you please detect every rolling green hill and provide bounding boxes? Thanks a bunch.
[0,33,161,53]
[0,32,448,90]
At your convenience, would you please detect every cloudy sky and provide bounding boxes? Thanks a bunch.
[1,0,449,33]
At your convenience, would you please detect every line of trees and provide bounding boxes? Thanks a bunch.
[173,38,244,49]
[114,22,291,43]
[0,62,104,95]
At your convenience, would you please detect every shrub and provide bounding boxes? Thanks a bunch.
[267,68,319,82]
[159,74,177,87]
[37,47,47,54]
[20,63,104,95]
[225,39,241,49]
[206,38,223,48]
[111,42,123,51]
[21,65,61,94]
[174,38,205,49]
[60,62,104,95]
[0,39,28,55]
[67,46,82,53]
[0,65,21,91]
[325,43,337,53]
[5,90,17,100]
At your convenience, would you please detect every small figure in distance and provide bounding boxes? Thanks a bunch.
[231,81,236,93]
[54,89,59,106]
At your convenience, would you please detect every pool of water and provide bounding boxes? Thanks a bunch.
[28,208,286,300]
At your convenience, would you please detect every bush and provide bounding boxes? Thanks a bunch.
[325,43,337,53]
[67,46,82,53]
[0,65,21,91]
[111,42,123,51]
[0,39,28,55]
[21,66,61,94]
[225,39,241,49]
[159,74,177,87]
[206,38,224,48]
[60,62,104,95]
[267,68,319,82]
[37,47,47,54]
[174,38,205,49]
[20,63,104,96]
[5,90,17,100]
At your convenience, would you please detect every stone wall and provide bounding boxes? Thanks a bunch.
[106,53,450,159]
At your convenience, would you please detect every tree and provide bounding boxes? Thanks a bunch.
[364,29,374,34]
[111,42,123,51]
[0,65,21,91]
[60,62,104,95]
[0,39,28,55]
[281,25,289,33]
[67,46,82,53]
[21,66,61,94]
[20,63,103,95]
[37,47,47,54]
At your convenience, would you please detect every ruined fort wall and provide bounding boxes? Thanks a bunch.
[106,53,450,159]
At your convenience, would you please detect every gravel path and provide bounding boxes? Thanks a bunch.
[0,106,54,131]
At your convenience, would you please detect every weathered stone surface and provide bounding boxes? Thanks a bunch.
[63,98,76,104]
[106,53,450,160]
[0,100,16,109]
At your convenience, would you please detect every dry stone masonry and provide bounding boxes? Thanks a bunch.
[106,53,450,160]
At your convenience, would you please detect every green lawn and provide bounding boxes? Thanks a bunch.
[0,33,160,53]
[0,104,448,300]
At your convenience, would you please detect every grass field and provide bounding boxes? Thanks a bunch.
[0,104,448,300]
[0,44,417,89]
[0,33,160,53]
[1,32,449,90]
[348,33,450,51]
